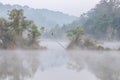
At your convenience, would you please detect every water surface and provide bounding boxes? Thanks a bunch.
[1,40,120,80]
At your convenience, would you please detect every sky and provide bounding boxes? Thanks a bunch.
[0,0,100,17]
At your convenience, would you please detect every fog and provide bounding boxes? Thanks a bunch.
[0,40,120,80]
[0,0,100,16]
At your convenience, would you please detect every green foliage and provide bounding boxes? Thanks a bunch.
[61,0,120,40]
[0,9,43,49]
[28,24,41,42]
[83,0,120,39]
[67,27,84,49]
[67,27,84,40]
[83,38,96,48]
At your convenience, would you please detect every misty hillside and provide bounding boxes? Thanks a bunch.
[0,3,77,28]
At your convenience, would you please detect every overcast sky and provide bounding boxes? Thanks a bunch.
[0,0,100,17]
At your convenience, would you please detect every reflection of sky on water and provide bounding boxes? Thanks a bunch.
[1,41,120,80]
[39,50,68,70]
[34,67,97,80]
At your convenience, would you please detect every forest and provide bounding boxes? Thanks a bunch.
[44,0,119,50]
[61,0,120,40]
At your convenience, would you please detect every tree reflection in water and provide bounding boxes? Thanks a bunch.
[68,51,120,80]
[0,50,40,80]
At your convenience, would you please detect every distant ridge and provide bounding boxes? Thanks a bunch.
[0,2,78,28]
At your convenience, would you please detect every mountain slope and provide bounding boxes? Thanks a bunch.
[0,3,78,28]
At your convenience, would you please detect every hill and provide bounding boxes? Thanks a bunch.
[0,3,77,29]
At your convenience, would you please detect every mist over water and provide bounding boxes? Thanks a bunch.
[0,0,120,80]
[0,40,120,80]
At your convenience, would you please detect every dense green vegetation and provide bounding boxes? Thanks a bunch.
[66,27,84,49]
[83,0,120,40]
[0,9,44,49]
[66,27,110,50]
[47,0,120,49]
[56,0,120,41]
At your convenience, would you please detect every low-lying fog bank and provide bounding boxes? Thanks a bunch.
[0,40,120,80]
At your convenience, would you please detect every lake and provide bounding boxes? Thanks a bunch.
[1,40,120,80]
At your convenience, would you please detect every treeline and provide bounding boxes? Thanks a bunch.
[0,9,44,49]
[83,0,120,40]
[46,0,120,50]
[52,0,120,40]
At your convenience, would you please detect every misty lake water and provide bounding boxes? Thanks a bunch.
[1,40,120,80]
[34,40,98,80]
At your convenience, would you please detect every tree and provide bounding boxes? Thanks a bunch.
[67,27,84,49]
[8,9,25,36]
[27,23,42,49]
[84,0,120,40]
[0,17,16,49]
[0,9,43,49]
